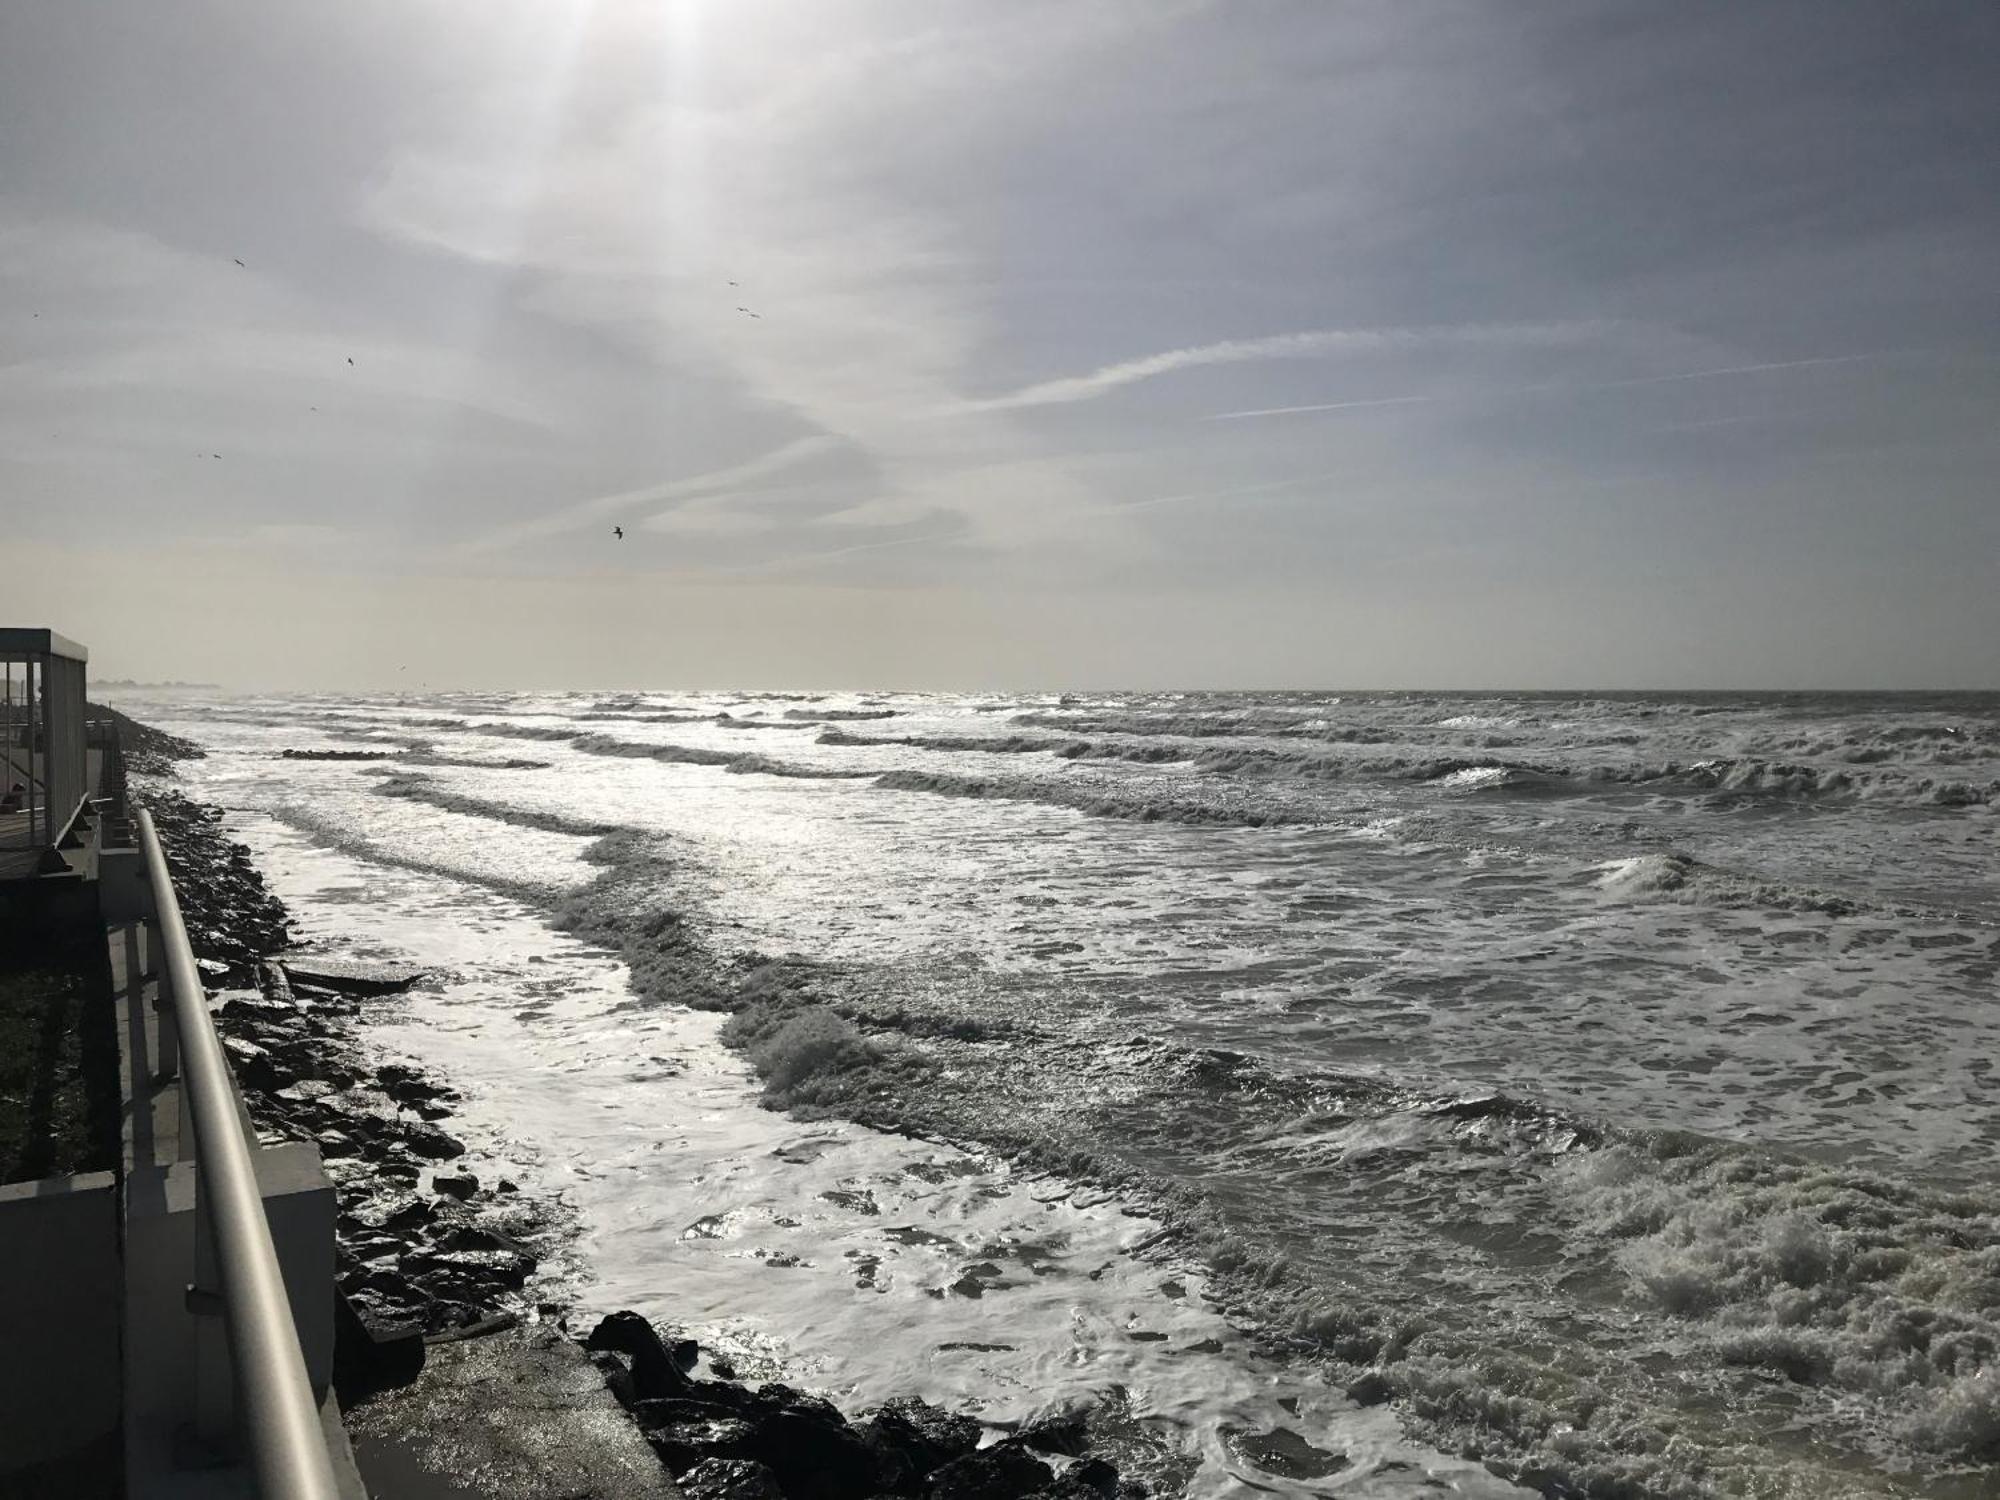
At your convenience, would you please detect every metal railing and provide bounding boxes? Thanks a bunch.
[137,808,341,1500]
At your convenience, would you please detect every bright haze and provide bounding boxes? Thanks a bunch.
[5,2,1997,690]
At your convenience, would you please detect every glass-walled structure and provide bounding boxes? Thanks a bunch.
[0,628,90,877]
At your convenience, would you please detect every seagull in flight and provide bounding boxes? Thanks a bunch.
[233,258,244,267]
[613,526,624,540]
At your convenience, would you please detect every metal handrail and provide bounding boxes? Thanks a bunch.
[137,809,341,1500]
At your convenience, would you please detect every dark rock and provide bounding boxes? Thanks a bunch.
[432,1172,479,1200]
[408,1247,536,1290]
[497,1179,520,1194]
[585,1311,695,1400]
[223,1037,278,1089]
[331,1292,425,1401]
[380,1200,436,1232]
[1036,1479,1110,1500]
[425,1310,520,1344]
[398,1122,466,1160]
[342,1265,419,1302]
[1344,1371,1392,1408]
[752,1408,883,1500]
[1063,1458,1119,1499]
[1225,1427,1348,1480]
[280,958,432,995]
[1018,1405,1090,1457]
[864,1396,981,1479]
[590,1349,637,1406]
[439,1223,528,1255]
[629,1397,748,1429]
[649,1418,761,1472]
[680,1458,785,1500]
[376,1064,455,1109]
[744,1385,847,1428]
[929,1445,1055,1500]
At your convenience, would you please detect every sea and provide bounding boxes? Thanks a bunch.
[121,688,2000,1498]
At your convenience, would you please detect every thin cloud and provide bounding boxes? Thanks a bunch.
[468,435,841,553]
[722,525,966,576]
[964,321,1608,412]
[1100,474,1326,515]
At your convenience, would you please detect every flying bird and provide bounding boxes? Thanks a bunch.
[346,357,354,366]
[233,258,244,267]
[613,526,624,540]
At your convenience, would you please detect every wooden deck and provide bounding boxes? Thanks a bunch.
[0,748,105,882]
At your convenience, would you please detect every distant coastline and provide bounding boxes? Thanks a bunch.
[93,678,220,690]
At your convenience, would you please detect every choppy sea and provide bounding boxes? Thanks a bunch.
[125,688,2000,1498]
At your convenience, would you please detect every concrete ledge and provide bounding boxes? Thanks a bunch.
[125,1142,338,1494]
[344,1325,678,1500]
[0,1169,121,1476]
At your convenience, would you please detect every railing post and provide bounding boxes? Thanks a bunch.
[27,658,38,849]
[151,918,183,1090]
[190,1181,234,1449]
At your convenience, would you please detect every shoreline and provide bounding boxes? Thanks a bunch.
[131,717,1155,1500]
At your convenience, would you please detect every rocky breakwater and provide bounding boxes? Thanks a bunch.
[217,963,564,1372]
[143,789,291,985]
[583,1310,1143,1500]
[133,778,567,1390]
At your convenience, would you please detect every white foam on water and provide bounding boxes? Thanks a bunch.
[136,687,2000,1498]
[205,807,1524,1499]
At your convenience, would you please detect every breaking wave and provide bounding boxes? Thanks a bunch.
[867,769,1315,828]
[371,770,624,838]
[1593,852,1870,915]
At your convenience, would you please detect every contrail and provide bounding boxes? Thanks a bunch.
[1593,351,1901,388]
[964,320,1606,412]
[1206,394,1432,421]
[1103,474,1324,514]
[1205,349,1913,421]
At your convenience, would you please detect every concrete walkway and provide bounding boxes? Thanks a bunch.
[342,1325,678,1500]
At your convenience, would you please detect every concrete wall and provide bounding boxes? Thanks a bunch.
[124,1143,337,1487]
[0,1169,122,1473]
[98,844,153,923]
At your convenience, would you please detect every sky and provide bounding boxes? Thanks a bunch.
[3,0,1997,690]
